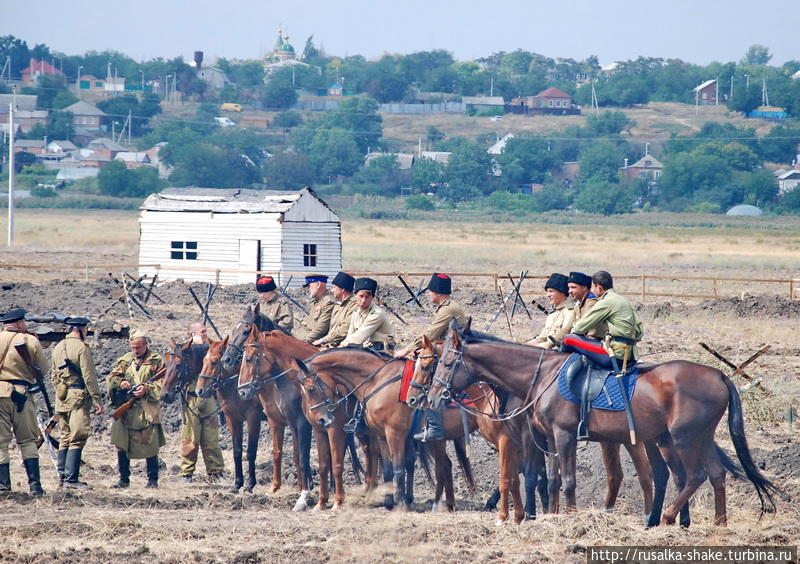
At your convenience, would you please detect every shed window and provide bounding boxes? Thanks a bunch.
[171,241,198,260]
[303,244,317,267]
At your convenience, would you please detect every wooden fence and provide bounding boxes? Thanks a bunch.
[1,262,798,301]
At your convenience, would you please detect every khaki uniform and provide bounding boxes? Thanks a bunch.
[302,294,335,343]
[50,334,102,450]
[258,294,294,332]
[411,298,466,350]
[530,300,575,349]
[317,295,358,347]
[571,295,607,341]
[108,350,166,459]
[179,347,224,477]
[0,329,48,463]
[340,302,395,350]
[572,289,643,360]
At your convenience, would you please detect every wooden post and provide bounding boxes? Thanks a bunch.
[640,274,646,302]
[790,279,795,300]
[215,269,220,286]
[713,278,718,298]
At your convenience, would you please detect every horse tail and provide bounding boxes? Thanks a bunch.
[723,375,787,514]
[415,441,434,485]
[345,433,365,485]
[714,442,745,481]
[453,437,478,494]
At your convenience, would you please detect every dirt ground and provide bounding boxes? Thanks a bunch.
[2,250,800,562]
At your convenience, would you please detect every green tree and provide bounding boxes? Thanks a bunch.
[272,110,303,128]
[741,44,772,66]
[578,141,624,183]
[411,157,445,192]
[308,128,362,180]
[314,96,382,153]
[497,136,559,186]
[352,154,406,196]
[573,180,635,214]
[442,141,493,199]
[98,161,164,197]
[52,90,78,110]
[262,71,298,109]
[264,151,315,189]
[585,110,635,136]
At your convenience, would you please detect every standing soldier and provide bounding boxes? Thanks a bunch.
[339,278,395,352]
[50,317,104,489]
[300,274,335,344]
[526,273,575,349]
[108,330,166,489]
[255,276,294,332]
[178,322,224,484]
[313,272,357,349]
[394,273,466,442]
[567,271,606,340]
[0,308,48,495]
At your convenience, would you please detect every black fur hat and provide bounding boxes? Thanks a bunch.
[426,273,452,295]
[331,271,355,293]
[255,276,277,293]
[568,271,592,288]
[544,273,569,296]
[353,277,378,295]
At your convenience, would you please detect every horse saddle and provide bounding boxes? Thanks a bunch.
[566,355,609,406]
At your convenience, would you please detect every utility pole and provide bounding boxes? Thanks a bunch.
[8,100,15,246]
[715,78,719,106]
[127,110,132,145]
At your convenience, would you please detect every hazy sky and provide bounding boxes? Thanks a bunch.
[5,0,797,67]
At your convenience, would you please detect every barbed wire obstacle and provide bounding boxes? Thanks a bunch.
[187,283,222,339]
[103,272,153,320]
[698,342,771,394]
[123,272,165,305]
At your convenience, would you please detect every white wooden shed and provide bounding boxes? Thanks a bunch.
[138,187,342,287]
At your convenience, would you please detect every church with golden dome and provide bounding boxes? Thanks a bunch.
[264,27,311,77]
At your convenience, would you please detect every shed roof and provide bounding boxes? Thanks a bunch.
[693,79,717,92]
[88,137,127,151]
[140,186,336,216]
[0,94,38,112]
[63,100,107,117]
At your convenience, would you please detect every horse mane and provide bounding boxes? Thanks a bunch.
[308,346,391,362]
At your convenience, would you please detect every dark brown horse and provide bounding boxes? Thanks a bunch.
[294,347,477,511]
[407,335,655,522]
[237,323,314,511]
[241,328,366,510]
[195,337,264,493]
[427,321,784,527]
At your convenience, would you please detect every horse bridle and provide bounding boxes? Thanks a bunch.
[165,345,192,393]
[236,340,294,396]
[409,352,438,395]
[302,354,398,414]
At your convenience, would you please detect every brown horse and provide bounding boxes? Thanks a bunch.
[237,323,314,511]
[239,328,366,510]
[294,347,477,511]
[408,335,655,522]
[195,337,264,493]
[405,337,547,524]
[427,321,785,527]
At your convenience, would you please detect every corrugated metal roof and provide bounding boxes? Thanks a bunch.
[0,94,38,112]
[462,96,505,105]
[141,187,305,213]
[63,100,107,116]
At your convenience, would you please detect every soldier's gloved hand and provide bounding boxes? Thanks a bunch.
[10,389,27,412]
[94,404,105,415]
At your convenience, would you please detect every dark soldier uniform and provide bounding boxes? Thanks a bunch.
[255,276,294,332]
[50,317,103,488]
[0,308,49,495]
[108,331,166,488]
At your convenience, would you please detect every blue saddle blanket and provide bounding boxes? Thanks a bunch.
[556,354,639,411]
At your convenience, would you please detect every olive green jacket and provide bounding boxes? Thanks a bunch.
[340,303,395,349]
[411,298,467,350]
[51,333,102,411]
[317,295,358,347]
[571,295,607,341]
[0,329,49,385]
[302,294,335,343]
[571,289,642,359]
[258,294,294,332]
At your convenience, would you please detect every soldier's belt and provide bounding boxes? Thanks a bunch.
[68,384,86,390]
[609,335,637,345]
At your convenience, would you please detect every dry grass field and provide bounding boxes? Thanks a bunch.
[1,208,800,563]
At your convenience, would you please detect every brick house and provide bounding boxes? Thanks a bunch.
[621,154,663,183]
[20,59,64,86]
[693,79,718,105]
[510,87,578,115]
[63,100,108,132]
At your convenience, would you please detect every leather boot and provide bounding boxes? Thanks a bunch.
[23,458,45,496]
[64,449,90,489]
[145,456,159,488]
[0,463,10,492]
[57,449,68,488]
[112,450,130,488]
[413,408,445,442]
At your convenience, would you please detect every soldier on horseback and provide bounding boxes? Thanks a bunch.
[562,270,642,370]
[313,272,358,349]
[339,277,395,352]
[299,274,335,344]
[526,273,575,349]
[393,273,466,442]
[255,276,294,332]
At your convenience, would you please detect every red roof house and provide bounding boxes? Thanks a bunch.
[21,59,64,86]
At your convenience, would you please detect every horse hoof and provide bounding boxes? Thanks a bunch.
[495,519,506,527]
[268,485,280,494]
[332,503,342,511]
[312,504,324,512]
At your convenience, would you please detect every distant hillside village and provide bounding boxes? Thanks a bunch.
[1,32,800,215]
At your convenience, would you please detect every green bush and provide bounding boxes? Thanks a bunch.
[687,201,722,214]
[405,194,435,210]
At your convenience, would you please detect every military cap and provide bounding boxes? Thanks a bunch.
[353,277,378,295]
[331,271,355,293]
[303,274,328,287]
[426,273,452,295]
[544,273,569,296]
[592,270,614,289]
[129,329,148,342]
[65,316,91,326]
[0,308,27,323]
[256,276,277,292]
[568,271,592,288]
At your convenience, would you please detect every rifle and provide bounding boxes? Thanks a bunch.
[529,297,550,315]
[111,366,166,421]
[278,287,309,315]
[14,341,61,455]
